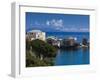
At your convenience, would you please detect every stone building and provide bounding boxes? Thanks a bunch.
[26,30,46,41]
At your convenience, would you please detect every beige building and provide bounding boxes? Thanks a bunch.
[26,30,46,41]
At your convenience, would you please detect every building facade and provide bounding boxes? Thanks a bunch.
[26,30,46,41]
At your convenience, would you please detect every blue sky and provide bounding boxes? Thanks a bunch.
[26,12,89,32]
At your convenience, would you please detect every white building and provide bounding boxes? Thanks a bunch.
[26,30,46,41]
[47,36,61,47]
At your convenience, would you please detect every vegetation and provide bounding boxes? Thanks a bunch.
[26,39,57,67]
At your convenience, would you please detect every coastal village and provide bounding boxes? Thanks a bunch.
[26,29,89,49]
[25,13,90,67]
[26,29,89,67]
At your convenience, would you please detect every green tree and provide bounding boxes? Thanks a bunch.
[31,39,57,59]
[26,39,31,50]
[26,51,35,67]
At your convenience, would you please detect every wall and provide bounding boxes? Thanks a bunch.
[0,0,99,80]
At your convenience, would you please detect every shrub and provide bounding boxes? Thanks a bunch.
[31,39,57,58]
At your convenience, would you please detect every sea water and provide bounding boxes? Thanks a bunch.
[46,32,90,65]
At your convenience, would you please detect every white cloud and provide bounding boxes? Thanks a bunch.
[59,27,89,32]
[46,21,50,26]
[34,20,89,32]
[79,28,89,32]
[46,19,64,28]
[35,21,40,25]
